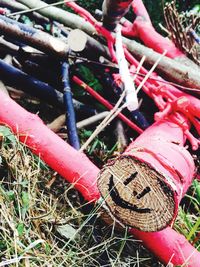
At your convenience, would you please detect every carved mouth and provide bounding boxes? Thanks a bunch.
[97,156,175,232]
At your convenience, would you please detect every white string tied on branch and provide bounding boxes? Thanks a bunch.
[115,24,138,112]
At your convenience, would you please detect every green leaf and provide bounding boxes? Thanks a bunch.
[193,180,200,204]
[0,240,6,250]
[21,15,33,27]
[81,129,92,138]
[22,191,29,208]
[89,139,99,155]
[187,217,200,241]
[45,243,51,255]
[6,190,15,201]
[45,24,51,32]
[0,126,16,145]
[21,191,29,218]
[17,223,25,237]
[78,65,103,93]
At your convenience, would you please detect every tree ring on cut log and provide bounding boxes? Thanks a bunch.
[97,156,175,232]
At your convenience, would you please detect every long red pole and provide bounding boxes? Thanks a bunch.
[72,75,143,134]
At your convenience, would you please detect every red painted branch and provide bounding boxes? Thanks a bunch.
[130,227,200,267]
[131,0,151,23]
[72,75,143,134]
[0,8,6,15]
[0,91,100,202]
[122,0,184,58]
[0,92,199,266]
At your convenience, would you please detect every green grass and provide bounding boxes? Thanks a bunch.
[174,180,200,248]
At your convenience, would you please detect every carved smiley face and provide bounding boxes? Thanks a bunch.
[97,156,175,232]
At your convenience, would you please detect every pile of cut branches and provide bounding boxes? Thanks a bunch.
[0,0,199,266]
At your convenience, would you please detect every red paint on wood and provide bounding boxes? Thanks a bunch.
[130,227,200,267]
[122,0,184,58]
[124,118,195,201]
[0,91,100,202]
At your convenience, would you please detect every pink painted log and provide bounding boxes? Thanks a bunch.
[122,0,184,58]
[0,91,100,202]
[0,91,199,266]
[98,118,195,232]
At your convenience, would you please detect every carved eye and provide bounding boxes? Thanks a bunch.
[97,156,175,232]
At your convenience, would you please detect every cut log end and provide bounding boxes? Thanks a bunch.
[68,29,87,52]
[97,156,175,232]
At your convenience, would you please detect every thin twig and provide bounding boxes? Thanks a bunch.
[132,55,146,82]
[77,111,109,129]
[7,0,75,17]
[79,91,126,152]
[136,50,167,93]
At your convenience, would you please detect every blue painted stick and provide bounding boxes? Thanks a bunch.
[130,109,149,129]
[0,14,37,34]
[62,62,80,149]
[0,59,63,106]
[0,59,96,117]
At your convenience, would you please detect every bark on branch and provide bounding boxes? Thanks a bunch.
[18,0,200,92]
[18,0,96,34]
[0,15,69,59]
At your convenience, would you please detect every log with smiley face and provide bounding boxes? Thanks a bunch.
[97,156,175,232]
